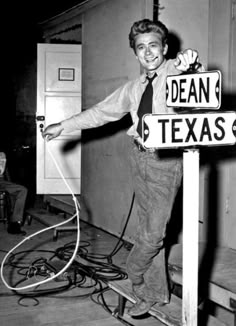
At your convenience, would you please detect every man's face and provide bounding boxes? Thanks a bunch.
[134,32,168,73]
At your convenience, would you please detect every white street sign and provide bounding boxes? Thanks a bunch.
[166,71,221,109]
[143,112,236,149]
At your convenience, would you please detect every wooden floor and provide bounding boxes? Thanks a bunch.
[0,196,165,326]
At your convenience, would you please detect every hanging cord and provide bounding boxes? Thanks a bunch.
[80,192,135,265]
[0,138,81,291]
[106,192,134,262]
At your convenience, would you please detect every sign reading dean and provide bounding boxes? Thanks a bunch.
[166,71,221,109]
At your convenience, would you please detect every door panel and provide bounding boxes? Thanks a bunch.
[45,52,81,92]
[45,96,81,133]
[37,43,81,194]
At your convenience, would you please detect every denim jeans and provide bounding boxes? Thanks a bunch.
[126,142,183,302]
[0,180,28,223]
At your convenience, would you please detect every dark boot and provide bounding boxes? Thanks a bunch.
[7,221,26,235]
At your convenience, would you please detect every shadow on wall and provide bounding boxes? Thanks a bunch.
[59,114,133,153]
[53,113,132,228]
[166,31,182,60]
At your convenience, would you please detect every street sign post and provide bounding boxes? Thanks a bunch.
[182,148,199,326]
[143,70,235,326]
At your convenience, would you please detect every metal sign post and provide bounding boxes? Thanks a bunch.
[142,70,236,326]
[182,148,199,326]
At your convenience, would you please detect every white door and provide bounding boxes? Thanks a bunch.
[36,43,82,194]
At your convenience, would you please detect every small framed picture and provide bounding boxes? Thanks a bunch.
[58,68,75,81]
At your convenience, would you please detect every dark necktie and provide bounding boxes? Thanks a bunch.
[137,73,157,137]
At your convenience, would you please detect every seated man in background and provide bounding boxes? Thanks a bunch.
[0,152,27,235]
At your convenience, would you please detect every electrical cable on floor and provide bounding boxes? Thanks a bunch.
[1,196,133,307]
[0,138,136,318]
[2,234,131,320]
[0,138,81,291]
[1,197,131,308]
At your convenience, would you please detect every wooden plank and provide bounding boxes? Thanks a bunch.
[109,279,182,326]
[25,207,78,241]
[44,195,79,215]
[168,244,236,311]
[204,316,230,326]
[108,279,227,326]
[26,207,73,227]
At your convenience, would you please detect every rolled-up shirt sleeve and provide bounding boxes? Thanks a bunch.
[61,82,132,133]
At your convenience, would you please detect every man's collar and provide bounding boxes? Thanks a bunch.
[140,59,167,83]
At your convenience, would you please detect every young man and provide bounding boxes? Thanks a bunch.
[43,19,203,316]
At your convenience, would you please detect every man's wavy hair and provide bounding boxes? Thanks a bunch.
[129,19,168,53]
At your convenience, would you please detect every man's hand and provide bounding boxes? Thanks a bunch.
[42,123,64,141]
[174,49,201,72]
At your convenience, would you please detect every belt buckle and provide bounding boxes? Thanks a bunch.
[138,143,144,152]
[134,139,145,152]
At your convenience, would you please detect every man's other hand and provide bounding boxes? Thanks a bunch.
[174,49,201,72]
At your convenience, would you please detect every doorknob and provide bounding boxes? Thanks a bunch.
[36,116,45,132]
[36,115,45,121]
